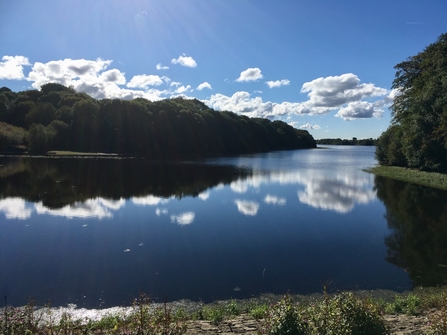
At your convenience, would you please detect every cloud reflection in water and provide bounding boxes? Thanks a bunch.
[34,198,125,219]
[229,170,375,214]
[298,177,376,213]
[170,212,195,225]
[264,194,286,206]
[0,197,33,219]
[132,195,170,206]
[234,200,260,216]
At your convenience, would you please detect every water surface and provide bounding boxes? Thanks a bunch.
[1,146,446,308]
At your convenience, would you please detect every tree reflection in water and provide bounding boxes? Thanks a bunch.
[375,176,447,287]
[0,157,251,209]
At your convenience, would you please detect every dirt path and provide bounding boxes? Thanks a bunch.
[183,313,431,334]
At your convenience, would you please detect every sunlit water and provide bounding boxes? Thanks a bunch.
[1,145,446,316]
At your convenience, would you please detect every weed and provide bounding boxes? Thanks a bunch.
[226,300,241,316]
[258,292,388,335]
[385,294,420,315]
[201,306,224,325]
[427,295,447,335]
[250,304,268,320]
[258,295,309,335]
[122,294,186,335]
[0,300,45,335]
[305,292,389,335]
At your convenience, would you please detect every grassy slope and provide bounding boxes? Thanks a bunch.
[366,165,447,191]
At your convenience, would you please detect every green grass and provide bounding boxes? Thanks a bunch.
[365,165,447,191]
[46,150,118,156]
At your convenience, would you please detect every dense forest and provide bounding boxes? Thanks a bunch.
[0,84,316,158]
[376,32,447,172]
[316,137,376,146]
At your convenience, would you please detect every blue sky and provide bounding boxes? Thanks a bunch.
[1,0,446,139]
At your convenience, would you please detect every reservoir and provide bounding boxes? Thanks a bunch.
[1,145,446,308]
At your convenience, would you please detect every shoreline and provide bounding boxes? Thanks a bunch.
[6,287,431,321]
[365,165,447,191]
[3,286,446,334]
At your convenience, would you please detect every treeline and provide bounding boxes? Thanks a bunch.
[0,84,316,158]
[316,137,376,146]
[376,33,447,172]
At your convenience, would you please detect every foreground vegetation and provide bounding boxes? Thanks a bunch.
[366,165,447,191]
[0,84,316,158]
[376,32,447,173]
[2,288,447,334]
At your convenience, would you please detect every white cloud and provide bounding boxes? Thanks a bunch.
[234,200,260,216]
[175,85,192,94]
[171,54,197,68]
[100,69,126,84]
[156,63,169,70]
[0,197,32,219]
[265,79,290,88]
[378,88,400,106]
[236,67,263,82]
[206,91,274,117]
[28,58,112,87]
[23,57,175,101]
[197,82,212,90]
[170,212,195,225]
[335,101,383,120]
[264,194,286,205]
[3,55,391,122]
[132,195,169,206]
[136,10,148,17]
[127,74,164,88]
[299,73,387,112]
[206,73,389,120]
[300,123,321,130]
[0,55,31,80]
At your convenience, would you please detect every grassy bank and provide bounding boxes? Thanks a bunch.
[366,165,447,191]
[2,287,447,334]
[47,151,119,157]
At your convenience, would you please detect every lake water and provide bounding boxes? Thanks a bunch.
[1,145,446,309]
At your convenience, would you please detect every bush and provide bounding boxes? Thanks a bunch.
[305,292,389,335]
[258,295,309,335]
[259,293,389,335]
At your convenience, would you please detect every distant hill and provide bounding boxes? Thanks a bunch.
[0,83,316,158]
[316,138,376,146]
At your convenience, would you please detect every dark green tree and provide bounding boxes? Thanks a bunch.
[377,33,447,172]
[28,123,49,154]
[0,122,27,147]
[375,124,406,166]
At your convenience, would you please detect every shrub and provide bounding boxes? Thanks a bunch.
[305,292,389,335]
[258,293,389,335]
[258,295,309,335]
